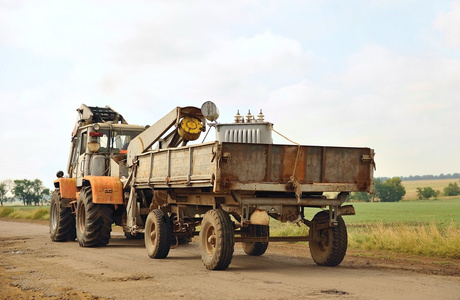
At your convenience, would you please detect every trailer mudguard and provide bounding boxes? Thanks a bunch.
[83,176,124,204]
[53,178,77,200]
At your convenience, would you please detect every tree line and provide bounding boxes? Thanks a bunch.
[0,179,50,206]
[348,177,460,202]
[377,173,460,182]
[416,181,460,200]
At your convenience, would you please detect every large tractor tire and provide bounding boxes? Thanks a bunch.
[145,209,172,259]
[76,186,113,247]
[242,224,269,256]
[309,211,348,267]
[49,189,76,242]
[200,209,235,270]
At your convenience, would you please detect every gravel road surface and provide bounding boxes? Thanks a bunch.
[1,219,459,299]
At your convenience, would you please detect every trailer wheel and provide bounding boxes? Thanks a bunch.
[200,209,235,270]
[145,209,172,259]
[50,189,76,242]
[242,225,269,256]
[76,187,113,247]
[309,211,347,267]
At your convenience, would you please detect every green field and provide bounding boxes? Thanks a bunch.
[348,198,460,227]
[0,206,49,220]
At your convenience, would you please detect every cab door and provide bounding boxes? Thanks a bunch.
[75,130,88,187]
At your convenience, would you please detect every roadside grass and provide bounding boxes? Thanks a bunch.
[348,221,460,259]
[270,198,460,259]
[270,220,308,237]
[0,206,49,221]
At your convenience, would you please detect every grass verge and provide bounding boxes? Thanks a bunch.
[269,220,460,259]
[0,206,49,221]
[348,221,460,259]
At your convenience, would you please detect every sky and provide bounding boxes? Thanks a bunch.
[1,0,459,189]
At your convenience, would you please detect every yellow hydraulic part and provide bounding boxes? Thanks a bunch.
[178,116,203,141]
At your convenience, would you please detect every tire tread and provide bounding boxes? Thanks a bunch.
[309,211,347,267]
[76,187,113,247]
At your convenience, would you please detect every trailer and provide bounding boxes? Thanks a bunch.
[50,101,375,270]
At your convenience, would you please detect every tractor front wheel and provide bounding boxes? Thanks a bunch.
[49,189,76,242]
[76,186,113,247]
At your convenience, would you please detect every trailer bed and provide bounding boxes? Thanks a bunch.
[134,142,374,195]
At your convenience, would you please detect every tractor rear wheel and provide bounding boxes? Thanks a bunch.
[76,186,113,247]
[309,211,347,266]
[49,189,76,242]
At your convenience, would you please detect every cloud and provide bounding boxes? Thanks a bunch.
[263,43,460,176]
[1,1,459,186]
[0,1,313,186]
[99,30,312,115]
[434,0,460,48]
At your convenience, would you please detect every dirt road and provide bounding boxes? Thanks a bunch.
[1,219,459,300]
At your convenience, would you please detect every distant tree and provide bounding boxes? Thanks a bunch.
[0,182,7,206]
[347,192,372,202]
[0,179,14,205]
[434,189,441,199]
[374,177,406,202]
[444,182,460,196]
[40,188,51,205]
[416,187,440,200]
[13,179,49,206]
[13,179,34,205]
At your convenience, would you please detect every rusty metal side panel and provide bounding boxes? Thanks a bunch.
[221,143,268,182]
[218,143,373,192]
[135,142,217,185]
[305,147,322,183]
[191,144,217,180]
[322,147,371,184]
[150,151,169,181]
[53,178,77,199]
[280,146,306,182]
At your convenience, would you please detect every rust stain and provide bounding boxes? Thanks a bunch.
[281,146,306,183]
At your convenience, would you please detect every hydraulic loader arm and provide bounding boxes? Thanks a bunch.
[126,106,205,166]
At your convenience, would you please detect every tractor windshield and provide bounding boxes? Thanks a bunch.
[97,130,141,154]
